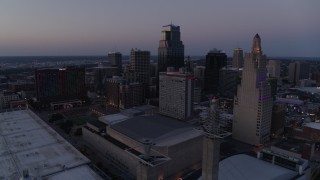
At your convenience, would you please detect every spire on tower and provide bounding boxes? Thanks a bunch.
[252,33,262,53]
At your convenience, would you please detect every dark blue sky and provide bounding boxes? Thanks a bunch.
[0,0,319,57]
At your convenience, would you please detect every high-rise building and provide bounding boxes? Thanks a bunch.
[129,48,150,85]
[233,34,273,145]
[218,66,240,99]
[267,60,281,79]
[158,24,184,73]
[92,67,118,95]
[119,82,145,109]
[232,48,244,68]
[105,76,123,109]
[193,66,206,90]
[35,67,86,106]
[106,76,145,109]
[159,72,193,120]
[204,49,227,94]
[288,61,310,85]
[271,103,286,136]
[108,52,122,75]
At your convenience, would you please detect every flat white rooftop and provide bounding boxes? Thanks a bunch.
[110,115,202,146]
[218,154,298,180]
[304,122,320,130]
[294,87,320,94]
[99,113,129,125]
[0,109,102,180]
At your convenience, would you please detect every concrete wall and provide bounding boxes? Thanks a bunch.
[84,127,203,179]
[82,127,138,177]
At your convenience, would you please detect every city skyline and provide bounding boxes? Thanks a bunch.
[0,1,319,57]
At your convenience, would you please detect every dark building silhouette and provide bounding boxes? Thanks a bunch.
[289,61,310,85]
[204,49,227,94]
[219,66,240,98]
[271,103,286,136]
[108,52,122,75]
[129,48,150,85]
[35,67,86,106]
[158,24,184,72]
[106,77,145,109]
[92,67,118,95]
[232,48,244,68]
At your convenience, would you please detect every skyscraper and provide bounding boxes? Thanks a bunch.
[108,52,122,75]
[233,34,273,145]
[219,66,240,99]
[288,61,310,85]
[129,48,150,85]
[159,72,193,120]
[204,49,227,94]
[158,24,184,72]
[232,48,244,68]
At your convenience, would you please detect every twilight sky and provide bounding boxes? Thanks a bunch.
[0,0,319,57]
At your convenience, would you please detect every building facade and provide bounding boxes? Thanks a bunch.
[93,67,118,95]
[267,60,281,79]
[0,91,20,109]
[232,48,244,68]
[159,72,193,120]
[289,61,310,85]
[233,34,273,145]
[204,49,227,94]
[218,67,240,99]
[35,67,86,105]
[108,52,122,75]
[158,24,184,73]
[129,49,150,85]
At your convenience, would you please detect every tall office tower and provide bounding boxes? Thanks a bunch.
[35,67,86,105]
[233,34,273,145]
[106,76,145,109]
[218,66,240,99]
[105,77,123,109]
[193,66,206,90]
[158,24,184,73]
[232,48,244,68]
[119,82,145,109]
[267,60,281,79]
[288,61,310,85]
[129,48,150,85]
[159,72,193,120]
[93,67,118,95]
[204,49,227,94]
[108,52,122,75]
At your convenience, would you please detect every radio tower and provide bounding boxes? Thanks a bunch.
[200,98,231,180]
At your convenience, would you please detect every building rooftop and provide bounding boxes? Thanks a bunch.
[275,98,304,106]
[110,115,202,146]
[272,138,312,155]
[304,122,320,130]
[0,109,102,180]
[45,165,103,180]
[293,87,320,94]
[98,113,129,125]
[217,154,299,180]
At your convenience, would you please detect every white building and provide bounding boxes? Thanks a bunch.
[0,91,20,109]
[0,109,103,180]
[159,72,194,120]
[233,34,273,145]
